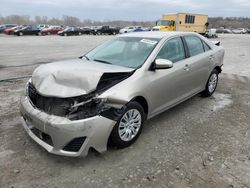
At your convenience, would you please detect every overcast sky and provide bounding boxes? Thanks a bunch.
[1,0,250,20]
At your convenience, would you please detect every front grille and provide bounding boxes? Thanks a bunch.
[30,127,53,146]
[27,83,72,116]
[63,137,86,152]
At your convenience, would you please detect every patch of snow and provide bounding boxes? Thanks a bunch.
[211,93,233,111]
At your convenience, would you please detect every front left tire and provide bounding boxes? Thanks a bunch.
[110,101,145,148]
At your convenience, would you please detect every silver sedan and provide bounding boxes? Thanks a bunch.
[20,31,225,157]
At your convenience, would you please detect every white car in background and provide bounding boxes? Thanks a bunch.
[232,28,247,34]
[119,26,141,34]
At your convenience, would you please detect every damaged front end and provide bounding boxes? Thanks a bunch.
[27,71,133,121]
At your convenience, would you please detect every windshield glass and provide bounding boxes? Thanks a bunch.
[64,27,72,31]
[156,20,171,26]
[85,37,159,68]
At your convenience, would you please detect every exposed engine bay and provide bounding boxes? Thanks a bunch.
[27,71,133,120]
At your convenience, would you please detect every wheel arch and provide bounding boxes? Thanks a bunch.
[214,66,222,73]
[131,96,148,116]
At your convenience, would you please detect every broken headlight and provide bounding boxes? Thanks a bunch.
[67,96,111,120]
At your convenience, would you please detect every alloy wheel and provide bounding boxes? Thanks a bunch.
[208,73,218,93]
[118,109,142,142]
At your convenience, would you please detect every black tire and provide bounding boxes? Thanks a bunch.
[202,69,219,97]
[110,101,145,148]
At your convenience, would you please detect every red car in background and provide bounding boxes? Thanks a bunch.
[41,26,64,35]
[4,26,23,35]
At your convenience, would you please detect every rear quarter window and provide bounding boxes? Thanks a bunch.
[202,41,211,51]
[185,36,204,57]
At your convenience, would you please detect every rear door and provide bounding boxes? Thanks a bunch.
[183,35,212,92]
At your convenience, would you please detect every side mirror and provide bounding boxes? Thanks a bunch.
[150,59,173,70]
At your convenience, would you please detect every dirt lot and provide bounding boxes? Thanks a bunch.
[0,34,250,188]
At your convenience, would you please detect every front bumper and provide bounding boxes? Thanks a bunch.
[20,95,116,157]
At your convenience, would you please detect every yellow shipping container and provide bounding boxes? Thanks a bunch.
[153,13,208,34]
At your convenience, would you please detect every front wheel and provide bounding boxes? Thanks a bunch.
[110,101,145,148]
[202,69,219,97]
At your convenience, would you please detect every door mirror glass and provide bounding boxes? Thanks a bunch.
[154,59,173,70]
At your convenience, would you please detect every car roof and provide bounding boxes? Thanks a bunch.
[119,31,197,39]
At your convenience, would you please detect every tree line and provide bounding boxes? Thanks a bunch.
[0,15,250,28]
[0,15,154,28]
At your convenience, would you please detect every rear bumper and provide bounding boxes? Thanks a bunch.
[20,95,116,157]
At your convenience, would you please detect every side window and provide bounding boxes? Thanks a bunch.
[202,40,211,51]
[156,37,185,63]
[185,36,204,57]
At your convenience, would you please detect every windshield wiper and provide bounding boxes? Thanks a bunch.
[93,59,112,65]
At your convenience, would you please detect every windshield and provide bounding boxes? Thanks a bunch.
[156,20,172,26]
[85,37,159,68]
[64,27,72,31]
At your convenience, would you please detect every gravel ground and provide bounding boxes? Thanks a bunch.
[0,34,250,188]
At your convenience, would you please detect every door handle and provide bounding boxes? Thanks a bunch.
[183,64,190,71]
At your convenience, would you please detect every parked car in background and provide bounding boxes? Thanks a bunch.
[14,25,41,36]
[0,24,18,33]
[20,31,224,157]
[41,26,64,35]
[37,24,49,30]
[80,27,93,35]
[57,27,85,36]
[216,28,232,34]
[119,26,141,34]
[205,28,218,38]
[92,26,119,35]
[4,25,24,35]
[247,29,250,34]
[232,28,247,34]
[132,27,150,32]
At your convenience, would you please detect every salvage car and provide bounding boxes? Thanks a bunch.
[119,26,141,34]
[14,25,41,36]
[4,25,24,35]
[93,26,119,35]
[232,28,247,34]
[40,26,64,35]
[0,24,18,33]
[20,31,225,157]
[57,27,85,36]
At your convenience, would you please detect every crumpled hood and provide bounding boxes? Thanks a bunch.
[31,59,133,98]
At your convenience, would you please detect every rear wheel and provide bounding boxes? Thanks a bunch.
[64,33,67,36]
[202,69,219,97]
[110,101,145,148]
[19,32,23,36]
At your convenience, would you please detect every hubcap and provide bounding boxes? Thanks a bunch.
[118,109,142,142]
[208,73,218,93]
